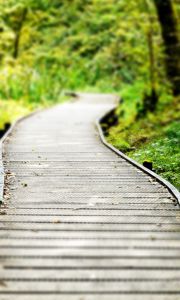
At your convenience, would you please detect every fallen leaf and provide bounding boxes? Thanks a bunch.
[53,219,61,224]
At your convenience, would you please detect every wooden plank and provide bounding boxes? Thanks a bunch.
[0,281,180,292]
[0,215,179,223]
[1,269,180,280]
[0,295,179,300]
[1,238,180,247]
[4,208,179,216]
[0,248,180,257]
[0,230,179,239]
[2,257,180,269]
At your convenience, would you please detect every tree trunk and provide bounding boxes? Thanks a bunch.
[153,0,180,96]
[13,8,28,59]
[146,0,158,111]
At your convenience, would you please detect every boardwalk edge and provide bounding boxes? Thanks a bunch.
[0,110,41,204]
[0,97,74,204]
[95,98,180,205]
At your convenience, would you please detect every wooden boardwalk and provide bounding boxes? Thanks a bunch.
[0,93,180,300]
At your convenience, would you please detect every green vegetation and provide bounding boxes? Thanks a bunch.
[107,92,180,189]
[0,0,179,187]
[130,121,180,189]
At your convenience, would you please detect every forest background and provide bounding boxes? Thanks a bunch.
[0,0,179,188]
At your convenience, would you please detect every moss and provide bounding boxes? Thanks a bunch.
[107,85,180,189]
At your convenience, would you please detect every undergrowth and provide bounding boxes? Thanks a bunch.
[107,83,180,189]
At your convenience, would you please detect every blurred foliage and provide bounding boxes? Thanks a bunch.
[0,0,175,124]
[0,0,179,187]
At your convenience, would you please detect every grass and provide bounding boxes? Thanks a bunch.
[129,121,180,189]
[0,99,30,130]
[107,82,180,190]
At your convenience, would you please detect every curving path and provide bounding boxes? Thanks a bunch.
[0,93,180,300]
